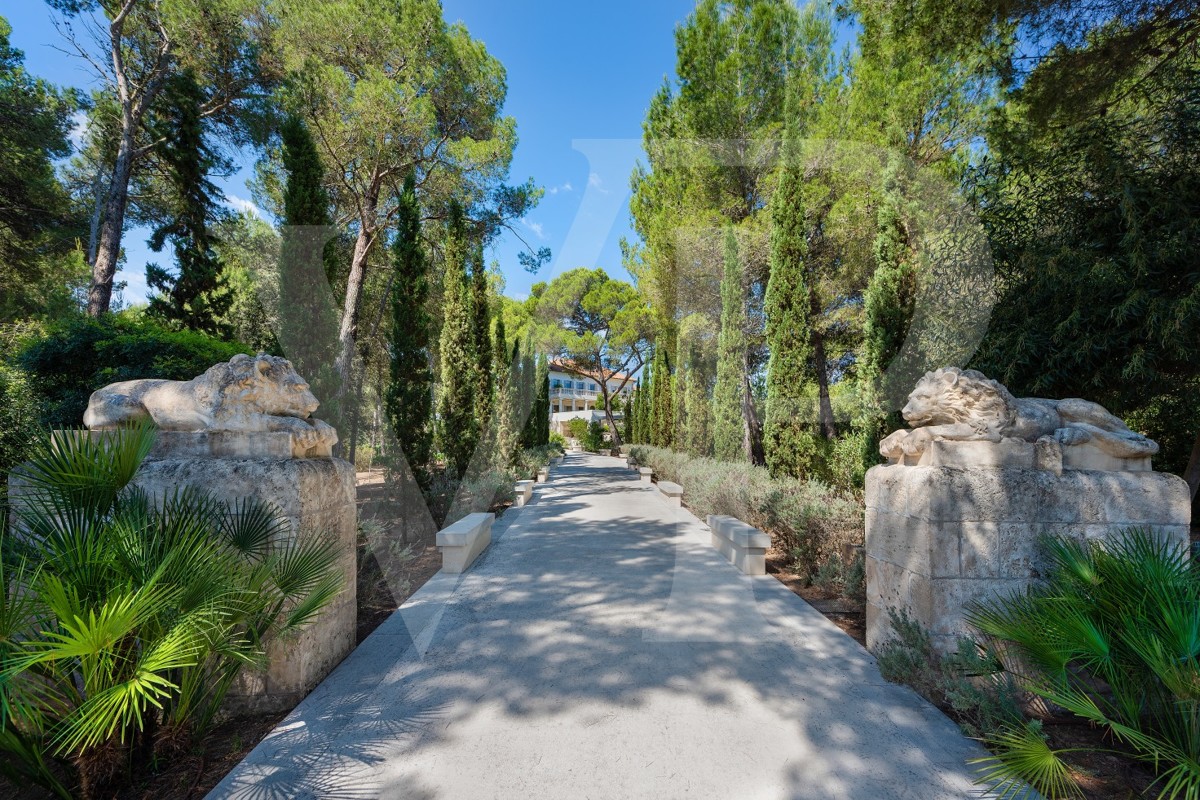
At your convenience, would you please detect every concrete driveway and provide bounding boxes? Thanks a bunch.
[210,453,1000,799]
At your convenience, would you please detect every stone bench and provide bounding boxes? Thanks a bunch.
[436,512,494,574]
[657,480,683,507]
[638,466,653,483]
[537,466,549,483]
[707,514,771,576]
[514,480,534,507]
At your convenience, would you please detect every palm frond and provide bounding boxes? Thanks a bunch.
[973,722,1082,800]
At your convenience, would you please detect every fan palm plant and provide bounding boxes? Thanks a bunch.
[0,425,341,798]
[967,529,1200,800]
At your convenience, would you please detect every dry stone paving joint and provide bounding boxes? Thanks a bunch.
[211,453,1007,800]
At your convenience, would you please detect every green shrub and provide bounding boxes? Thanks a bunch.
[565,417,588,441]
[0,426,340,799]
[967,530,1200,800]
[549,431,567,449]
[353,445,376,471]
[628,445,863,590]
[14,312,251,429]
[582,419,605,452]
[875,610,1023,741]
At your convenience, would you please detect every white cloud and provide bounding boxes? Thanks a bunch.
[521,217,547,240]
[224,194,264,219]
[547,181,574,196]
[587,172,609,194]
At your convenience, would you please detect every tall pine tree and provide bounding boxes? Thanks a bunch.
[385,173,434,490]
[438,201,478,478]
[145,70,229,334]
[764,121,819,478]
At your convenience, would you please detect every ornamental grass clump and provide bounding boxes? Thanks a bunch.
[0,426,341,799]
[967,530,1200,800]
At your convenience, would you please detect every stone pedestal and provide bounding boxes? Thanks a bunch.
[866,443,1191,653]
[126,433,356,714]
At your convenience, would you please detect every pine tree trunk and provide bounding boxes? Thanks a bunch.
[812,328,836,439]
[87,131,136,316]
[742,346,766,466]
[336,187,380,402]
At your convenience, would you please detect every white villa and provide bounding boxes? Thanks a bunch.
[548,360,637,438]
[548,360,637,413]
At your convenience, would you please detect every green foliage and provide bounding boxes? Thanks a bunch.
[532,267,652,445]
[582,419,605,453]
[535,355,550,447]
[277,114,342,425]
[972,55,1200,485]
[386,173,434,490]
[566,417,589,442]
[470,243,493,428]
[650,347,674,448]
[492,315,520,469]
[764,138,819,478]
[145,70,231,334]
[0,426,340,798]
[967,530,1200,798]
[437,202,478,479]
[713,227,747,462]
[0,16,82,323]
[875,610,1023,741]
[628,444,862,588]
[14,313,249,430]
[682,361,712,457]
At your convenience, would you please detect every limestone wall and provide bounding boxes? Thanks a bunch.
[130,450,357,714]
[865,458,1191,653]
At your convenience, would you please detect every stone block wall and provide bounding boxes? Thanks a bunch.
[865,460,1191,653]
[129,450,357,714]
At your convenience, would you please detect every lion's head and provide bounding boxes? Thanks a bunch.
[902,367,1016,432]
[206,354,320,419]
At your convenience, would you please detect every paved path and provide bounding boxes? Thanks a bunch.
[211,453,997,799]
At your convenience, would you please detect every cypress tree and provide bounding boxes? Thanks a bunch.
[764,127,818,478]
[622,390,633,443]
[438,201,478,478]
[636,365,652,444]
[862,166,916,431]
[713,226,747,462]
[650,346,673,448]
[278,114,340,425]
[683,351,712,457]
[384,173,434,490]
[518,334,538,448]
[535,354,551,446]
[145,70,229,334]
[493,315,518,468]
[470,242,493,428]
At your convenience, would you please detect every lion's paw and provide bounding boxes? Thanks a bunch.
[1054,427,1092,446]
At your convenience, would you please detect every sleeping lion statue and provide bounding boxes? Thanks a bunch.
[84,353,338,455]
[879,367,1158,462]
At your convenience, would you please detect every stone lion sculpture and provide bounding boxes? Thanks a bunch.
[84,353,337,454]
[879,367,1158,462]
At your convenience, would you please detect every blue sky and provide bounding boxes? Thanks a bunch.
[4,0,699,303]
